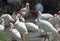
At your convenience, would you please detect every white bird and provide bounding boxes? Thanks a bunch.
[0,15,21,41]
[1,28,21,41]
[48,14,60,27]
[52,28,60,41]
[37,28,52,41]
[14,20,28,35]
[12,10,25,22]
[0,28,21,41]
[10,29,21,41]
[0,14,21,40]
[34,19,52,41]
[48,17,58,26]
[16,12,25,22]
[0,14,15,23]
[36,12,53,20]
[12,13,28,41]
[15,11,39,32]
[25,22,39,32]
[12,13,28,34]
[0,18,5,32]
[0,14,15,31]
[36,11,60,41]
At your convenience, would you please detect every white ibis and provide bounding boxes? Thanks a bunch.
[14,20,28,35]
[0,14,21,41]
[13,11,39,32]
[14,20,28,41]
[36,11,60,41]
[52,29,60,41]
[48,17,58,26]
[13,10,25,22]
[0,14,15,30]
[0,14,15,22]
[25,22,39,32]
[0,15,21,41]
[1,27,21,41]
[10,29,21,41]
[0,14,15,31]
[48,14,60,27]
[17,13,25,22]
[38,12,53,20]
[12,10,25,23]
[12,13,28,41]
[0,18,5,32]
[19,16,25,23]
[34,19,52,41]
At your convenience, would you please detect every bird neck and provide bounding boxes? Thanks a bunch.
[37,12,41,21]
[39,11,42,16]
[12,13,19,21]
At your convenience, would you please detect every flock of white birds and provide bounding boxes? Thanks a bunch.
[0,1,60,41]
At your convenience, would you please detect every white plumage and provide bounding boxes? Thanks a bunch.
[14,20,28,34]
[12,13,28,34]
[37,12,58,33]
[0,14,15,25]
[37,20,57,34]
[48,16,60,26]
[11,29,21,39]
[0,18,5,32]
[25,22,39,31]
[17,14,25,22]
[36,12,60,41]
[12,13,28,41]
[0,25,4,31]
[0,14,15,31]
[0,14,21,41]
[38,12,53,20]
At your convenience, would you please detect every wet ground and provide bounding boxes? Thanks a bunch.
[28,32,45,41]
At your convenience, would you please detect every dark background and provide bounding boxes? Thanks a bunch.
[0,0,60,15]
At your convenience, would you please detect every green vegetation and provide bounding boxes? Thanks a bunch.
[0,0,60,15]
[0,34,8,41]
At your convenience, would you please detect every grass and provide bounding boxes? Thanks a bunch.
[0,34,8,41]
[25,34,28,41]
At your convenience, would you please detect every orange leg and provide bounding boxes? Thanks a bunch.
[21,33,24,41]
[44,34,49,41]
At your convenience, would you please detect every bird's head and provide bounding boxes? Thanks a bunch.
[31,10,39,15]
[12,20,16,24]
[13,9,22,15]
[57,11,60,15]
[38,11,42,17]
[54,14,57,17]
[34,19,37,24]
